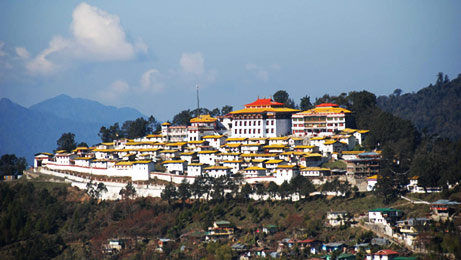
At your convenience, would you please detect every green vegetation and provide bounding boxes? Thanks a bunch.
[378,73,461,140]
[0,154,27,179]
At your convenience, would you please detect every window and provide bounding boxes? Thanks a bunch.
[271,129,274,133]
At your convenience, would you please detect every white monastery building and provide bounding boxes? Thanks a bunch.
[229,98,300,138]
[292,103,354,137]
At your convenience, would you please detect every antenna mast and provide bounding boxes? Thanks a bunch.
[196,84,200,117]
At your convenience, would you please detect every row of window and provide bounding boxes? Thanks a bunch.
[234,120,274,126]
[234,128,275,134]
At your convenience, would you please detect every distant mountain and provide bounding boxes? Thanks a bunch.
[377,73,461,140]
[0,95,146,165]
[30,94,145,125]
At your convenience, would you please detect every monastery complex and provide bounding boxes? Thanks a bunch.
[34,97,377,192]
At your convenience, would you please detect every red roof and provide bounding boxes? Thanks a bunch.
[245,98,284,108]
[375,249,399,255]
[316,103,339,107]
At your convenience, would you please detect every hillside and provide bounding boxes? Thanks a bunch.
[0,96,146,164]
[377,73,461,140]
[30,94,145,125]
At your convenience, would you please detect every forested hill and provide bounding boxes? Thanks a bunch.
[377,73,461,140]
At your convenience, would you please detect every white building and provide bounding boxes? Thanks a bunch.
[326,211,350,227]
[229,98,299,138]
[204,166,231,178]
[163,160,187,174]
[187,163,205,176]
[274,165,299,184]
[292,103,354,137]
[242,166,267,177]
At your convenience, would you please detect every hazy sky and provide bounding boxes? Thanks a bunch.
[1,1,460,120]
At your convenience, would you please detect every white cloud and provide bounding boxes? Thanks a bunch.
[0,42,6,57]
[180,52,204,75]
[245,63,269,81]
[15,47,30,59]
[140,69,165,93]
[26,36,70,75]
[26,2,144,75]
[70,2,136,60]
[245,63,281,81]
[99,80,130,102]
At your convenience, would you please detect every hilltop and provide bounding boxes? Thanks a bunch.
[377,73,461,140]
[0,95,145,164]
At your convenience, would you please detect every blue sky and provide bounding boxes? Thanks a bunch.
[1,1,460,120]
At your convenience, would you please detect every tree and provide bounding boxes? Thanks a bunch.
[96,182,108,199]
[299,95,313,111]
[177,179,191,206]
[267,182,278,200]
[240,183,253,202]
[122,117,157,139]
[255,183,266,201]
[278,181,291,200]
[375,167,398,204]
[161,182,178,206]
[56,132,76,152]
[273,90,296,108]
[0,154,27,178]
[221,105,233,115]
[77,142,88,148]
[119,182,137,200]
[98,123,122,142]
[191,175,207,200]
[172,110,193,126]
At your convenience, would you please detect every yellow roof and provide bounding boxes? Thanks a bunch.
[101,142,114,145]
[342,150,365,155]
[301,167,330,171]
[116,160,151,166]
[190,114,218,123]
[146,134,164,138]
[310,137,326,140]
[242,143,262,146]
[263,144,287,149]
[162,160,186,164]
[162,122,171,126]
[276,165,298,169]
[166,142,187,146]
[224,143,242,148]
[367,175,379,180]
[358,130,370,134]
[268,136,289,140]
[304,153,323,157]
[298,106,351,115]
[188,163,204,166]
[324,140,339,145]
[188,140,206,144]
[202,135,225,139]
[181,152,196,155]
[251,159,267,163]
[56,150,67,154]
[160,149,179,153]
[74,157,93,160]
[294,145,315,149]
[230,107,300,114]
[204,166,231,170]
[290,137,304,141]
[241,153,275,157]
[244,166,267,171]
[265,159,284,164]
[226,137,247,141]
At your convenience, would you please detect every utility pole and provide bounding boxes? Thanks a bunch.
[196,84,200,117]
